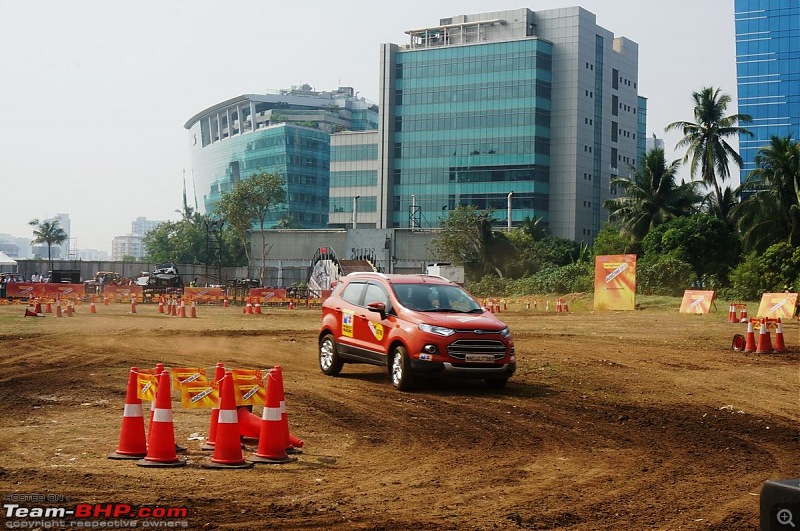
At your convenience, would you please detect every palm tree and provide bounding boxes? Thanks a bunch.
[29,219,68,272]
[665,86,752,209]
[604,148,702,241]
[732,136,800,253]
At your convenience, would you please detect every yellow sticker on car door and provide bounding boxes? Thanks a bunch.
[368,321,384,341]
[342,310,354,337]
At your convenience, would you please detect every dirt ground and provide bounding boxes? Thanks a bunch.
[0,297,798,530]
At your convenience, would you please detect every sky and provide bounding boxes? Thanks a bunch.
[0,0,738,254]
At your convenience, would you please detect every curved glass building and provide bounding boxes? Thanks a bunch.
[185,85,378,228]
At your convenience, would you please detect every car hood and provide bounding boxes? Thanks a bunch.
[403,310,507,331]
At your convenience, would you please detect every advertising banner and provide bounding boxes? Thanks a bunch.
[44,283,85,300]
[249,288,287,303]
[679,290,715,314]
[231,369,266,407]
[101,284,142,301]
[184,287,225,303]
[756,292,798,319]
[593,255,637,311]
[137,370,158,402]
[6,283,45,299]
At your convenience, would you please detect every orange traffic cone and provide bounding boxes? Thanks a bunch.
[66,300,74,317]
[90,298,97,314]
[563,299,569,313]
[773,318,786,353]
[727,304,737,323]
[739,305,748,322]
[755,319,773,354]
[190,300,197,318]
[201,363,226,451]
[743,320,757,352]
[248,370,296,464]
[33,298,42,314]
[236,407,263,440]
[254,302,262,314]
[202,372,253,469]
[130,295,137,314]
[55,301,63,318]
[157,298,164,314]
[136,370,186,467]
[109,367,148,459]
[103,296,109,306]
[288,300,294,310]
[273,366,303,453]
[170,298,178,316]
[555,299,562,313]
[223,297,229,308]
[24,308,43,317]
[178,300,186,318]
[45,300,52,313]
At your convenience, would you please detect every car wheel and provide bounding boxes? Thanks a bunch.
[390,345,415,391]
[485,377,508,390]
[319,334,343,376]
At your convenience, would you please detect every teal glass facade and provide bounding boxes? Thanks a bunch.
[390,39,553,228]
[735,0,800,183]
[189,123,330,227]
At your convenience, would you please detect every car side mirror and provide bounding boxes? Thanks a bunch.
[367,301,387,319]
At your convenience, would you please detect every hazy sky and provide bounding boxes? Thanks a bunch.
[0,0,737,253]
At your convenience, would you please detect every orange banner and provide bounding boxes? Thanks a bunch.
[249,288,287,302]
[137,371,158,402]
[593,255,636,311]
[679,290,715,314]
[184,287,225,303]
[45,283,85,300]
[231,369,266,407]
[756,292,798,319]
[6,283,45,298]
[180,382,217,409]
[171,367,207,387]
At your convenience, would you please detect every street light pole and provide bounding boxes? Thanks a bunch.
[352,196,360,229]
[507,191,514,231]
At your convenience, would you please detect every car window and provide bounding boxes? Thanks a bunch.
[341,282,366,305]
[363,283,390,309]
[394,283,481,312]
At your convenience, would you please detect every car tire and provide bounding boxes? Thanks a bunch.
[319,333,343,376]
[390,345,415,391]
[485,377,508,390]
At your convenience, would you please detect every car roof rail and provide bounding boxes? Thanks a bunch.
[348,271,388,279]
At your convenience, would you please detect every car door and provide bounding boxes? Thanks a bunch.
[335,281,367,357]
[354,282,393,364]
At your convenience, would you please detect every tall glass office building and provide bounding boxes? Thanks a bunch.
[734,0,800,183]
[185,85,378,228]
[379,8,641,241]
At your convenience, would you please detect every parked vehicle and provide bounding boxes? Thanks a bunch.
[319,272,515,391]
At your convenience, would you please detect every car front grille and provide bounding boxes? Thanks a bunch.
[446,339,507,361]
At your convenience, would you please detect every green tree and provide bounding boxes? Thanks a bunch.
[29,218,67,272]
[640,214,740,284]
[666,87,752,211]
[591,224,641,257]
[430,205,512,281]
[604,148,702,241]
[733,136,800,253]
[215,171,287,285]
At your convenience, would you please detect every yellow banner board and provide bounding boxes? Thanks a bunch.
[679,290,715,314]
[756,292,798,319]
[593,255,637,311]
[231,369,266,407]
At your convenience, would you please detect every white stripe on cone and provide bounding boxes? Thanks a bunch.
[261,407,281,422]
[152,409,173,422]
[123,404,143,417]
[218,410,238,423]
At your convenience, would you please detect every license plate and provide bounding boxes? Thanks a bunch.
[465,353,495,363]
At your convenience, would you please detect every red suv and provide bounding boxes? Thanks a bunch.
[319,273,515,390]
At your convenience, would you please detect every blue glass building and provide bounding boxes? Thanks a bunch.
[734,0,800,183]
[185,85,378,228]
[378,8,641,241]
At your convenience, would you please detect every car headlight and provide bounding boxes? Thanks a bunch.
[499,327,511,339]
[419,323,455,337]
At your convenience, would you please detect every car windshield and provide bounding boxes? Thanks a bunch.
[393,283,482,313]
